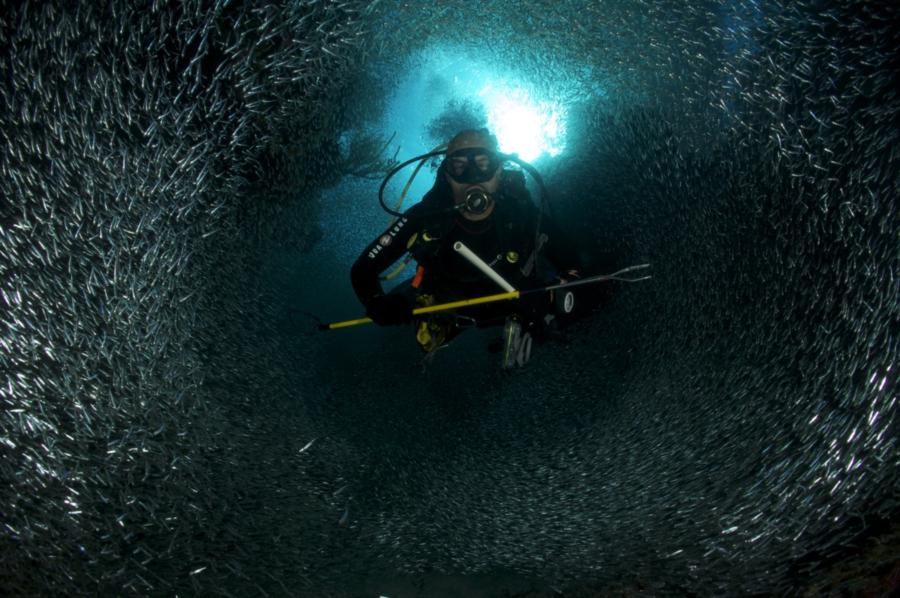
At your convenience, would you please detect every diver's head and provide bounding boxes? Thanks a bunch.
[443,129,503,221]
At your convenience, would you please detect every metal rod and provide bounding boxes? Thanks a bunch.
[318,264,650,332]
[452,241,517,292]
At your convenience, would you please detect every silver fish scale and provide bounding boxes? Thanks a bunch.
[1,0,898,596]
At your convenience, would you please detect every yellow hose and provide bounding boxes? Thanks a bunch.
[381,144,447,282]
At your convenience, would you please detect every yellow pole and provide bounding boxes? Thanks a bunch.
[414,290,520,313]
[318,290,520,331]
[324,317,375,330]
[318,264,651,332]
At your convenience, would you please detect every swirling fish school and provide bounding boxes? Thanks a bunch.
[1,0,897,596]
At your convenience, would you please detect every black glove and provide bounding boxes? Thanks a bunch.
[516,291,551,319]
[365,294,413,326]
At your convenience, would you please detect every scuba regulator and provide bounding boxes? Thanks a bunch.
[461,188,492,215]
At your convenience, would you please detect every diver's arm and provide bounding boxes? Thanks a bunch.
[350,207,424,305]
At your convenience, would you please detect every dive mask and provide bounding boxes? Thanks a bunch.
[443,148,502,185]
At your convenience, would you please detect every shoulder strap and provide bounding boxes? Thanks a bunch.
[500,169,528,200]
[498,169,546,278]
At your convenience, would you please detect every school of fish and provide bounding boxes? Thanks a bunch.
[1,0,897,595]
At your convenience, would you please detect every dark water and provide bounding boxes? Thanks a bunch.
[1,1,897,596]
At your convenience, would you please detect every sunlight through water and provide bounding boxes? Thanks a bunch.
[384,45,572,167]
[478,81,566,161]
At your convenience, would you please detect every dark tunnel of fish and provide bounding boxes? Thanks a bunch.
[1,0,898,596]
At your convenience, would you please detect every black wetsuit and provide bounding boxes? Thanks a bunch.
[351,170,577,325]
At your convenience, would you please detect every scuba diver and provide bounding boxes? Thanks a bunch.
[350,128,581,366]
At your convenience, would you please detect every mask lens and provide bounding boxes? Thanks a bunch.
[444,148,499,184]
[449,157,469,178]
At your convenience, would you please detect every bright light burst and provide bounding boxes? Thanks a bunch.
[478,82,566,162]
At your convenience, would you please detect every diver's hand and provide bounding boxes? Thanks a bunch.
[516,291,551,318]
[366,294,413,326]
[558,269,581,284]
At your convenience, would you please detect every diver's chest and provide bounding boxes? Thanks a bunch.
[435,223,523,275]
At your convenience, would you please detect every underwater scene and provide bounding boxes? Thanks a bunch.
[1,1,897,596]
